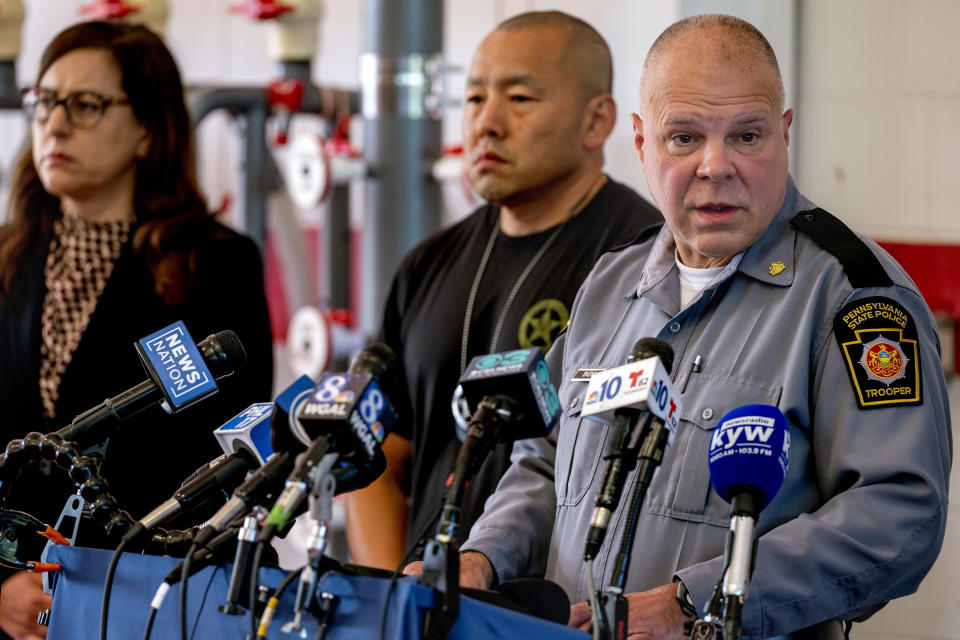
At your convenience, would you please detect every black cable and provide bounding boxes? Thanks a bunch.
[256,567,304,638]
[190,565,220,640]
[141,606,158,640]
[378,502,443,640]
[248,540,266,639]
[179,541,198,640]
[99,535,130,640]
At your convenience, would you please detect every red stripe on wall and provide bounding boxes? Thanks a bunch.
[878,241,960,373]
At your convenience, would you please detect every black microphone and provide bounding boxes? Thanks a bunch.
[121,377,317,546]
[583,338,674,560]
[436,348,561,541]
[122,450,255,544]
[188,376,313,551]
[56,324,246,449]
[258,344,400,542]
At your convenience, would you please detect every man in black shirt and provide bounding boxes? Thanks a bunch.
[344,11,661,569]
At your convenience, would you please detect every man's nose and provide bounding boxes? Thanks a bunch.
[473,95,507,138]
[695,138,735,181]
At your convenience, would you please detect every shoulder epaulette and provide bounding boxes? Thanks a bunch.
[790,208,893,288]
[605,222,663,255]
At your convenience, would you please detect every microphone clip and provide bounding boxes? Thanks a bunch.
[418,537,460,640]
[594,587,628,640]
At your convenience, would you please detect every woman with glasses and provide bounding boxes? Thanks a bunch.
[0,21,273,638]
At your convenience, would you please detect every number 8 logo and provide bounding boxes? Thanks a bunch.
[360,388,384,424]
[316,374,347,401]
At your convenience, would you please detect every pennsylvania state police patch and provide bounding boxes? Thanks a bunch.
[833,296,922,409]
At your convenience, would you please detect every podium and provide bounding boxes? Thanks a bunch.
[46,546,587,639]
[46,545,318,639]
[312,572,587,640]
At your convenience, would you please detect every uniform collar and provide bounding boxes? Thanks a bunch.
[632,175,812,298]
[736,176,813,287]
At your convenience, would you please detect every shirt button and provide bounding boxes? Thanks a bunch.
[570,397,580,409]
[702,408,714,420]
[668,321,681,334]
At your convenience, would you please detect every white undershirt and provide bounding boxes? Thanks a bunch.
[676,255,727,309]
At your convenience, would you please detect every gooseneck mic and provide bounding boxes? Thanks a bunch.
[579,339,680,640]
[419,348,561,640]
[584,338,675,561]
[122,376,316,546]
[707,404,790,640]
[437,348,561,541]
[123,450,255,544]
[58,324,246,450]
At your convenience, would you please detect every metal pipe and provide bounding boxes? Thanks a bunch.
[326,183,351,312]
[188,84,359,248]
[189,86,269,128]
[0,61,19,109]
[239,105,269,246]
[360,0,444,336]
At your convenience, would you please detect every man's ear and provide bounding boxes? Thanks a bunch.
[782,108,794,147]
[582,93,616,151]
[630,113,645,160]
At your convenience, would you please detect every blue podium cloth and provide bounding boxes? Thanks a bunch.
[46,545,317,639]
[45,546,588,639]
[315,573,588,640]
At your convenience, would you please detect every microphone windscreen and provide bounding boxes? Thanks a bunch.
[708,404,790,510]
[630,337,675,374]
[198,330,247,377]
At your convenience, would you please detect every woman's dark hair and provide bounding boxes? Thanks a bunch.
[0,20,213,306]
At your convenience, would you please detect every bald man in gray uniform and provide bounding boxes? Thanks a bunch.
[444,14,952,640]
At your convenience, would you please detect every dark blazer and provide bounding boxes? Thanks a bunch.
[0,219,274,544]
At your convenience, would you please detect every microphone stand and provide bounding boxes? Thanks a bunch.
[281,455,338,636]
[595,418,670,640]
[687,493,762,640]
[419,395,515,640]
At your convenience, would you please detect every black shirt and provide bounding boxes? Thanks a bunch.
[381,177,662,546]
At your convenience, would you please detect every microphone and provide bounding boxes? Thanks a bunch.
[120,376,317,544]
[189,376,316,550]
[581,338,675,560]
[707,404,790,640]
[438,348,561,539]
[457,348,561,440]
[259,345,399,540]
[56,322,246,449]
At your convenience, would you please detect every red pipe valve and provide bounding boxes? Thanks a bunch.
[79,0,140,19]
[228,0,294,20]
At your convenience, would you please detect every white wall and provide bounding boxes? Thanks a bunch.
[795,0,960,243]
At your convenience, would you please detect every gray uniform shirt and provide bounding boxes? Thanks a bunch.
[463,178,952,639]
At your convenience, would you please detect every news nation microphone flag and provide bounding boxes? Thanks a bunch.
[580,353,680,443]
[134,321,217,413]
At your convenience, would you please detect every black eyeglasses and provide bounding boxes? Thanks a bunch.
[21,87,132,129]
